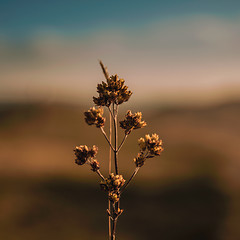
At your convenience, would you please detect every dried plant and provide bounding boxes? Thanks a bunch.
[74,61,164,239]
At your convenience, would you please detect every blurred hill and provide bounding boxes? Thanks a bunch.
[0,101,239,185]
[0,101,239,240]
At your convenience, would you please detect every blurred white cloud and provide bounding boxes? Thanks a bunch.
[0,15,240,104]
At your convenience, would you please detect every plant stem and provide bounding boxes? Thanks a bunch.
[107,103,119,240]
[100,127,115,152]
[117,134,128,153]
[96,170,105,181]
[99,61,118,240]
[111,218,117,240]
[112,103,120,240]
[107,106,115,120]
[113,103,119,175]
[109,111,112,175]
[120,167,140,193]
[108,109,112,240]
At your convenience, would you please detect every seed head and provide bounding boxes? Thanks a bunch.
[134,133,164,167]
[74,145,98,165]
[145,133,163,156]
[134,152,146,167]
[90,159,100,172]
[84,107,105,128]
[109,192,119,203]
[93,73,132,106]
[100,173,126,192]
[120,110,147,134]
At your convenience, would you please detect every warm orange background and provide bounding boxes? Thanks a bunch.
[0,1,240,239]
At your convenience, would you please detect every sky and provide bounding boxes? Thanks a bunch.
[0,0,240,105]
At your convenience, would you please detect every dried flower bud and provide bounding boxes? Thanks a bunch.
[120,110,147,134]
[134,134,164,167]
[109,192,119,203]
[100,173,126,192]
[84,107,105,128]
[74,145,89,165]
[93,71,132,106]
[134,152,146,167]
[145,133,163,156]
[74,145,98,165]
[115,208,124,216]
[90,159,100,172]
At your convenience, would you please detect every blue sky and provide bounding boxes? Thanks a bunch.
[1,0,240,38]
[0,1,240,104]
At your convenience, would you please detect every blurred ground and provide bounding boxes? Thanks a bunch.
[0,101,239,240]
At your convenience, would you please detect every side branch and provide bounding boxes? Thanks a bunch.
[107,106,115,120]
[120,167,140,193]
[100,127,115,152]
[96,169,105,181]
[117,134,128,153]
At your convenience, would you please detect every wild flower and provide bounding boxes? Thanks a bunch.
[74,145,98,165]
[84,107,105,128]
[90,159,100,172]
[73,61,163,240]
[134,134,164,167]
[119,110,147,134]
[108,192,119,203]
[100,173,126,192]
[93,74,132,107]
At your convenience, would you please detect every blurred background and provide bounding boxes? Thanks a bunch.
[0,0,240,239]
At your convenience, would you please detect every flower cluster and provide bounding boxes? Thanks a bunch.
[100,173,125,191]
[108,192,119,203]
[119,111,147,134]
[134,134,164,167]
[93,74,132,107]
[100,173,126,203]
[133,152,146,168]
[90,159,100,172]
[74,145,99,171]
[139,134,163,155]
[84,107,105,128]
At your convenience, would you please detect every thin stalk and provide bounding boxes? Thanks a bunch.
[109,111,112,175]
[107,103,118,240]
[100,127,115,152]
[111,218,117,240]
[117,134,128,153]
[120,167,140,193]
[99,60,113,240]
[107,106,115,121]
[86,160,105,180]
[108,110,112,240]
[112,103,119,175]
[96,169,105,181]
[111,103,119,240]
